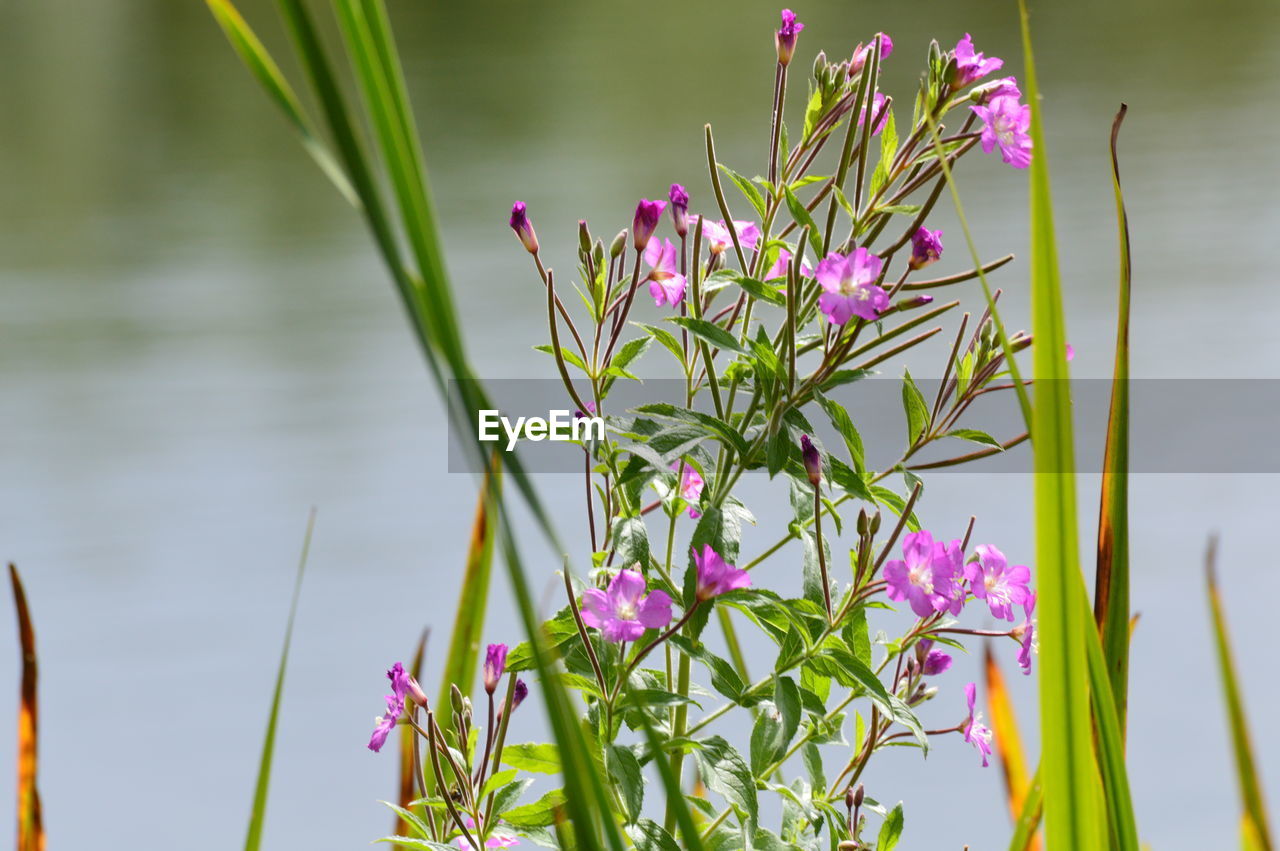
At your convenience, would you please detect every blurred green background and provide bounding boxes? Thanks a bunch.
[1,0,1277,846]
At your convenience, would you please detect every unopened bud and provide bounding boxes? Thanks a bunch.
[483,643,509,694]
[669,184,689,237]
[844,787,856,809]
[800,434,822,487]
[869,511,882,534]
[632,198,666,251]
[812,49,827,80]
[853,783,865,808]
[450,683,465,715]
[592,239,605,268]
[774,9,804,67]
[578,220,592,256]
[610,230,628,259]
[896,294,935,311]
[856,509,869,536]
[509,201,538,254]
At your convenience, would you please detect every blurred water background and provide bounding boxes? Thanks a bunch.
[1,0,1278,847]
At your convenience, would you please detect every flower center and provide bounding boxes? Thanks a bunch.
[616,600,638,621]
[839,276,867,298]
[907,562,934,594]
[994,115,1015,145]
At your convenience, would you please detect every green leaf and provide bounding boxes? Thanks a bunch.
[502,742,562,774]
[944,428,1004,449]
[634,403,750,457]
[534,344,590,373]
[749,701,783,776]
[870,109,898,198]
[876,802,904,850]
[814,391,866,478]
[607,745,645,824]
[243,511,314,851]
[628,820,682,851]
[502,788,568,828]
[718,163,768,218]
[611,515,650,570]
[668,636,745,703]
[900,369,930,447]
[636,322,687,366]
[668,316,749,356]
[721,271,786,306]
[639,721,706,851]
[692,736,758,828]
[1206,540,1275,851]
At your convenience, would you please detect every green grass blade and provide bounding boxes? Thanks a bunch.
[205,0,356,205]
[244,509,316,851]
[1206,537,1275,851]
[1008,767,1043,851]
[1016,2,1108,847]
[1093,104,1132,733]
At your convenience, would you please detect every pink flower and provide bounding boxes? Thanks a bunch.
[965,544,1032,622]
[816,248,887,324]
[972,95,1033,169]
[963,682,993,767]
[691,217,761,256]
[883,530,964,618]
[1015,593,1037,675]
[1065,343,1076,362]
[859,91,890,136]
[673,462,704,519]
[972,76,1021,104]
[581,569,673,642]
[952,33,1003,87]
[483,643,508,694]
[909,227,944,270]
[774,9,804,66]
[367,693,402,753]
[851,33,893,73]
[764,248,813,281]
[693,545,750,601]
[669,184,690,237]
[387,661,427,707]
[458,816,520,848]
[644,238,688,307]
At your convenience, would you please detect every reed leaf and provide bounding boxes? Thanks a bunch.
[8,564,44,851]
[984,646,1039,850]
[1093,104,1132,733]
[1016,1,1109,847]
[244,510,316,851]
[1205,537,1275,851]
[1008,771,1043,851]
[205,0,356,206]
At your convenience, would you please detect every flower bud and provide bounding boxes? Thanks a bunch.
[895,294,934,311]
[800,434,822,487]
[632,199,667,251]
[851,32,893,74]
[578,220,592,256]
[869,511,882,534]
[853,784,865,808]
[856,509,869,536]
[512,679,529,710]
[509,201,538,254]
[669,184,689,237]
[908,227,944,270]
[610,229,628,259]
[774,9,804,67]
[812,49,827,80]
[483,642,508,694]
[844,787,856,809]
[450,683,465,715]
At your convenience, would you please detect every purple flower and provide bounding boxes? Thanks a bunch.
[512,678,529,709]
[883,530,964,618]
[632,199,667,251]
[387,661,428,707]
[851,33,893,73]
[644,238,688,307]
[951,33,1004,87]
[690,217,761,256]
[367,693,403,753]
[800,434,822,487]
[1016,593,1036,675]
[483,643,508,694]
[909,227,944,270]
[1066,343,1076,362]
[816,248,887,324]
[764,248,813,282]
[693,545,750,601]
[972,96,1033,169]
[859,91,890,136]
[774,9,805,66]
[972,76,1021,104]
[965,544,1032,622]
[963,682,994,767]
[581,570,674,642]
[673,462,704,519]
[922,646,953,676]
[669,184,690,237]
[508,202,538,254]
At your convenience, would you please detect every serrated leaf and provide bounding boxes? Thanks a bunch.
[901,369,930,446]
[607,745,645,824]
[718,163,768,218]
[693,736,758,827]
[669,316,749,356]
[501,788,568,828]
[876,802,904,850]
[945,428,1004,449]
[501,743,561,774]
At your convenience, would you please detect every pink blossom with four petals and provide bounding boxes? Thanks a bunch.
[965,544,1032,621]
[963,682,994,767]
[581,569,674,642]
[644,238,688,307]
[690,216,761,256]
[693,545,750,601]
[883,530,965,618]
[763,248,813,281]
[971,95,1033,169]
[816,248,888,324]
[952,33,1003,86]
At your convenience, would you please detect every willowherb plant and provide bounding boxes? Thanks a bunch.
[370,10,1042,849]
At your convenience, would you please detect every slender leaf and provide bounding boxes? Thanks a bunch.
[985,646,1040,851]
[1206,537,1275,851]
[8,564,43,851]
[1094,104,1132,733]
[245,510,315,851]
